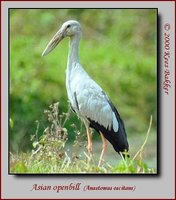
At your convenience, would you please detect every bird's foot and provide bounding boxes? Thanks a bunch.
[98,159,104,167]
[98,131,107,167]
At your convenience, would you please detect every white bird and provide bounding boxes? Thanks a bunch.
[42,20,129,166]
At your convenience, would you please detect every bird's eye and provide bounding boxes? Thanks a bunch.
[67,24,71,28]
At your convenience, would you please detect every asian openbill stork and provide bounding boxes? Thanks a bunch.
[42,20,129,166]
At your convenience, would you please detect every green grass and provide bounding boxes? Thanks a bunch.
[10,102,156,174]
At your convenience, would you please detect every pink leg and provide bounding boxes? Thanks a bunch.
[86,127,93,155]
[98,131,107,167]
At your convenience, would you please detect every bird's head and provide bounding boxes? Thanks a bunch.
[42,20,81,56]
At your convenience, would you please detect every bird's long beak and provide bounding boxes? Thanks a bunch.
[42,28,65,56]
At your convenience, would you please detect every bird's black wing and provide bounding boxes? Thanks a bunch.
[88,91,129,155]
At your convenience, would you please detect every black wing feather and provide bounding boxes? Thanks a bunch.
[88,91,129,155]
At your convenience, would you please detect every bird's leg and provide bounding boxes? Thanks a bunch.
[86,127,93,155]
[98,131,107,167]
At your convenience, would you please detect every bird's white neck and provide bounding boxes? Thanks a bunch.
[67,33,81,68]
[66,33,81,105]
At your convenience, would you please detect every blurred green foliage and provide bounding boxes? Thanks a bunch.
[10,9,157,152]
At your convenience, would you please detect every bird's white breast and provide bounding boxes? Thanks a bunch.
[66,63,119,132]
